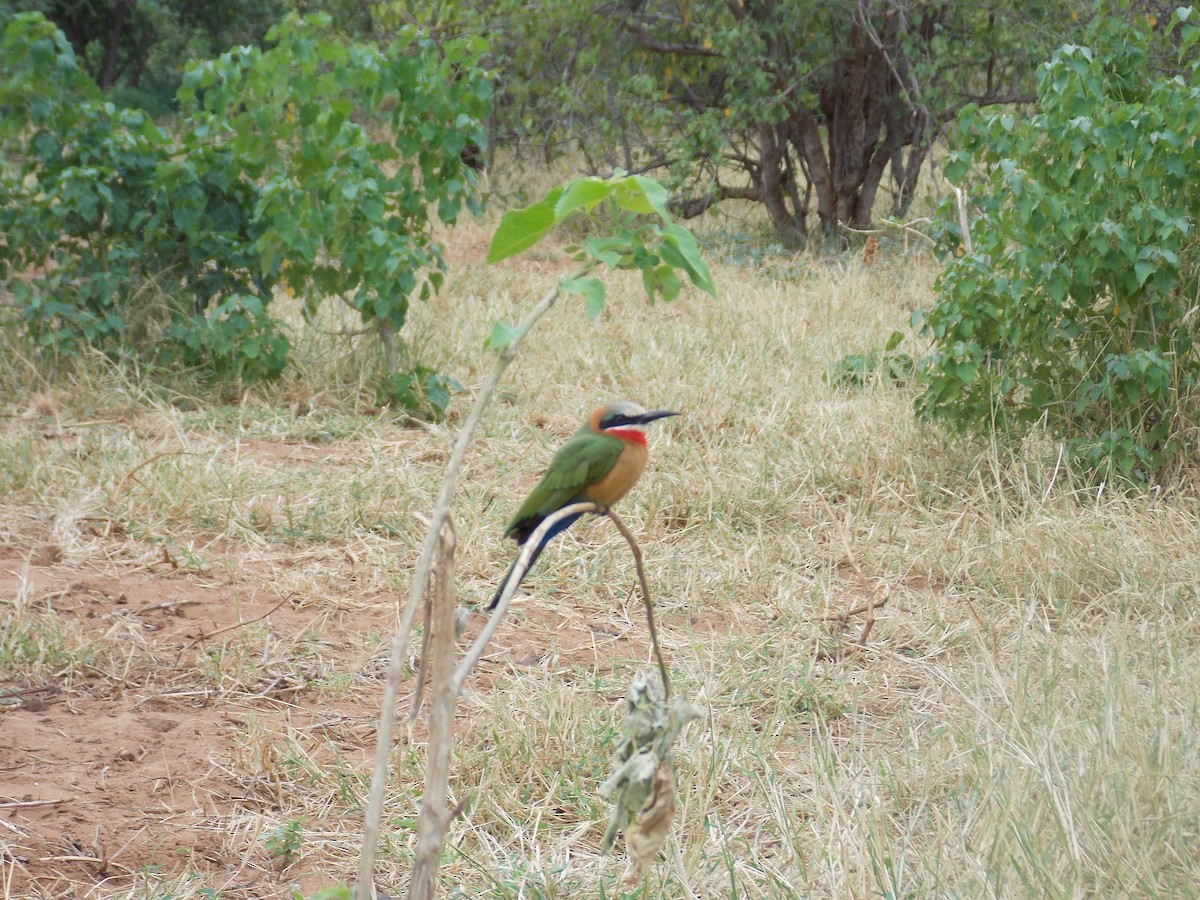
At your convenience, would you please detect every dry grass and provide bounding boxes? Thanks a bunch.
[3,192,1200,899]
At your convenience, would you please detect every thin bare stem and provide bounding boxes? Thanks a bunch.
[451,503,671,699]
[452,501,600,693]
[815,488,886,658]
[410,515,457,899]
[183,595,291,649]
[953,184,973,254]
[111,451,191,501]
[355,266,592,900]
[605,509,671,698]
[409,572,435,725]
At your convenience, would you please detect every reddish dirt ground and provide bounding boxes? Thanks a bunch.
[1,541,712,898]
[0,545,388,897]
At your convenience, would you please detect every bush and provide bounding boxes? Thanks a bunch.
[916,7,1200,484]
[0,12,490,387]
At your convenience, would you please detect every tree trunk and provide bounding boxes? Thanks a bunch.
[892,129,933,218]
[788,110,837,234]
[378,320,399,374]
[100,0,131,90]
[758,124,806,245]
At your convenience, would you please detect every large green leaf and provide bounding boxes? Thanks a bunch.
[486,186,564,262]
[555,177,613,218]
[610,175,671,221]
[484,319,521,351]
[583,236,629,266]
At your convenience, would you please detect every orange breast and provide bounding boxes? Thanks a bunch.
[582,440,648,508]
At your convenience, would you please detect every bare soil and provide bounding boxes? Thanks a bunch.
[1,543,349,896]
[0,523,722,898]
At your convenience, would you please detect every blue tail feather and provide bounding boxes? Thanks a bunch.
[487,511,584,610]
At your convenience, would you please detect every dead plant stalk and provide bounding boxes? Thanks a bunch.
[355,265,594,900]
[408,500,671,899]
[408,515,457,899]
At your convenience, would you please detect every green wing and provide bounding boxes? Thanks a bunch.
[507,430,623,533]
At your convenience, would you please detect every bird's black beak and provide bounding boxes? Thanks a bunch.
[637,410,680,424]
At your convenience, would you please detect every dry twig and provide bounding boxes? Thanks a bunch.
[452,502,599,692]
[605,509,671,698]
[452,503,671,698]
[182,595,291,649]
[111,451,190,500]
[814,490,893,656]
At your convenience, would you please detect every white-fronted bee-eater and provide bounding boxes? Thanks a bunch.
[488,400,679,610]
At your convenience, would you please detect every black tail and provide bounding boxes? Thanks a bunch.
[487,511,584,610]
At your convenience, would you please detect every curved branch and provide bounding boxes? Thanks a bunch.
[604,509,671,698]
[450,503,672,698]
[355,263,594,900]
[452,501,600,692]
[409,514,457,899]
[620,18,721,57]
[955,92,1037,108]
[671,182,765,219]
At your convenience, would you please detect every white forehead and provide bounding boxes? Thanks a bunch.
[606,400,647,417]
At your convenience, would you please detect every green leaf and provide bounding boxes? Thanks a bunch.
[486,187,564,263]
[660,224,717,298]
[610,175,672,220]
[1176,10,1199,59]
[885,330,905,352]
[485,319,521,351]
[360,195,385,224]
[424,372,454,414]
[562,275,605,318]
[555,178,612,217]
[655,265,681,302]
[306,886,352,900]
[583,237,627,266]
[943,149,972,184]
[640,266,658,301]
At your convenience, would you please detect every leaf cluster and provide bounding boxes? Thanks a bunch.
[2,0,285,112]
[374,366,461,419]
[597,674,701,870]
[483,172,716,351]
[264,817,304,867]
[443,0,1084,242]
[0,12,490,388]
[917,6,1200,484]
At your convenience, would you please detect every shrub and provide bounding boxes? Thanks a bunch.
[916,7,1200,484]
[0,12,490,388]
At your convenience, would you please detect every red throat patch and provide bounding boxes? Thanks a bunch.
[607,427,648,445]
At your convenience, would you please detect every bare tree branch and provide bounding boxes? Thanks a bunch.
[451,502,671,698]
[954,92,1037,107]
[953,183,974,255]
[452,502,598,692]
[604,509,671,698]
[619,18,721,57]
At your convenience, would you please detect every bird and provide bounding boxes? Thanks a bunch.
[488,400,679,610]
